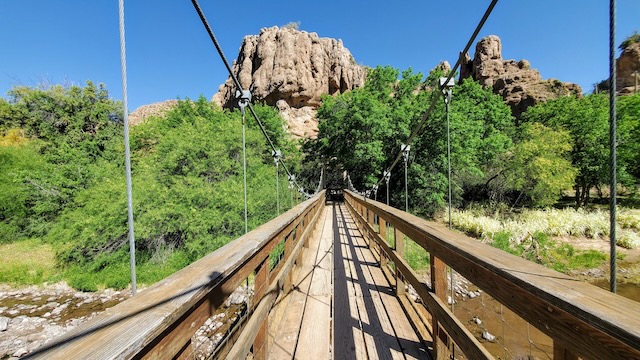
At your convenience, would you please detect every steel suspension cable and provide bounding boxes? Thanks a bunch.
[373,0,499,189]
[609,0,617,293]
[190,0,304,192]
[118,0,137,296]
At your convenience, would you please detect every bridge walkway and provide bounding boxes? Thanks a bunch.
[268,202,430,360]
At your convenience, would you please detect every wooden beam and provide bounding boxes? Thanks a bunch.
[431,255,449,360]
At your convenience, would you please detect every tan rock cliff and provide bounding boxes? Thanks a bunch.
[461,35,582,118]
[212,26,367,139]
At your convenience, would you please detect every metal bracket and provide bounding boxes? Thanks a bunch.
[383,170,391,184]
[401,144,411,163]
[272,149,281,164]
[235,89,252,110]
[439,77,454,105]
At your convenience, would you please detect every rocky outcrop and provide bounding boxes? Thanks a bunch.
[0,283,130,358]
[129,100,178,126]
[461,35,582,118]
[212,26,367,139]
[617,42,640,95]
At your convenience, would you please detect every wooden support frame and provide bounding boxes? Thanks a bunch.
[344,190,640,360]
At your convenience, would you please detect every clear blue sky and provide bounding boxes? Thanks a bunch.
[1,1,639,111]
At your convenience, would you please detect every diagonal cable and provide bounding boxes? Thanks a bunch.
[190,0,305,192]
[372,0,499,188]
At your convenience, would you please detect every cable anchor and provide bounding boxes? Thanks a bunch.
[235,89,252,121]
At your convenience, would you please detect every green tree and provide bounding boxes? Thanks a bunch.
[410,77,514,214]
[505,123,577,207]
[0,82,124,241]
[521,94,637,206]
[314,66,514,215]
[618,93,640,182]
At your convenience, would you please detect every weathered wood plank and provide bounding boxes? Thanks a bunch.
[333,203,368,359]
[354,226,428,360]
[345,196,494,360]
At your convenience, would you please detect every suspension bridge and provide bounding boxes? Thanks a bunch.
[22,0,640,359]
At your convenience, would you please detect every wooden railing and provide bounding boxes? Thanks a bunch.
[30,190,325,360]
[344,190,640,360]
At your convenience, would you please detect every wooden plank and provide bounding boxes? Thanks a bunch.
[296,206,332,359]
[333,203,369,359]
[227,200,326,360]
[355,235,426,360]
[354,219,428,360]
[344,206,399,360]
[397,294,434,351]
[379,291,430,360]
[345,197,494,360]
[269,291,306,360]
[554,342,579,360]
[345,190,640,360]
[431,255,449,360]
[266,204,326,358]
[395,227,406,297]
[297,294,332,359]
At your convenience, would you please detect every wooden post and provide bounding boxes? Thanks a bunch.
[554,342,579,360]
[253,260,269,359]
[379,217,388,267]
[366,210,373,247]
[395,227,405,296]
[431,255,449,360]
[283,234,294,293]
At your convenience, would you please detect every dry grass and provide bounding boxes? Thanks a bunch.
[445,207,640,249]
[0,239,58,285]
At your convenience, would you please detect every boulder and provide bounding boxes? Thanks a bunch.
[461,35,582,118]
[212,26,367,139]
[617,42,640,95]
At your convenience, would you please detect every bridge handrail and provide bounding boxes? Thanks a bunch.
[31,190,326,359]
[344,190,640,360]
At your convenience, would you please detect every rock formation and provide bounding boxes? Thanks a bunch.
[212,26,367,139]
[461,35,582,118]
[129,100,178,126]
[616,41,640,95]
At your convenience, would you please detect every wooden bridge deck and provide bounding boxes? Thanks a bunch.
[268,203,429,360]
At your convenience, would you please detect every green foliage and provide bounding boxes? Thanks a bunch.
[0,83,300,290]
[0,239,57,285]
[282,21,301,30]
[619,31,640,50]
[505,122,577,207]
[315,66,514,215]
[413,77,514,214]
[49,97,298,278]
[486,229,606,273]
[618,93,640,181]
[405,239,430,271]
[522,93,639,207]
[522,94,618,206]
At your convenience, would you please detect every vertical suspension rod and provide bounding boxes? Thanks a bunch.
[609,0,617,293]
[241,107,248,234]
[118,0,137,296]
